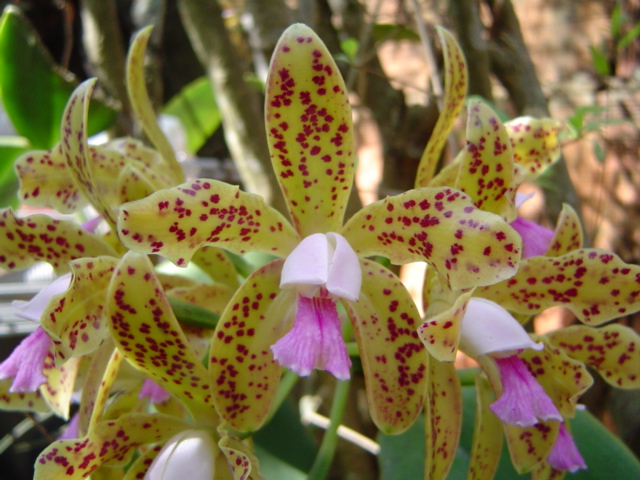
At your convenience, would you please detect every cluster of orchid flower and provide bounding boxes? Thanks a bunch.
[0,23,638,480]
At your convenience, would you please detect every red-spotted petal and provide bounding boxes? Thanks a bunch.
[42,256,119,364]
[209,260,294,432]
[118,179,299,267]
[546,204,584,256]
[477,248,640,325]
[415,27,468,187]
[34,413,190,480]
[547,323,640,389]
[266,23,354,236]
[0,208,117,273]
[341,187,522,290]
[344,260,427,434]
[505,117,561,179]
[107,252,213,421]
[455,101,519,221]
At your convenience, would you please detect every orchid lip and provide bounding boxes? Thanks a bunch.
[280,232,361,302]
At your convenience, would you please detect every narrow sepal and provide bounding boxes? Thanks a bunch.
[118,179,299,266]
[477,248,640,325]
[107,251,213,420]
[41,354,80,418]
[192,246,242,289]
[42,256,119,364]
[0,208,117,273]
[455,101,518,221]
[415,27,468,187]
[345,260,427,434]
[342,187,522,290]
[547,323,640,389]
[61,79,117,227]
[424,358,462,480]
[468,373,503,480]
[127,27,184,182]
[266,23,354,236]
[503,420,560,474]
[209,260,294,432]
[545,204,583,256]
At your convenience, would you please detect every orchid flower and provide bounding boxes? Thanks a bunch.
[459,298,562,427]
[546,422,587,473]
[117,23,522,434]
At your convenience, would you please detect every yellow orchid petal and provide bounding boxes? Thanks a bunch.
[42,256,119,364]
[40,354,81,419]
[545,204,584,256]
[468,373,503,480]
[218,423,265,480]
[266,23,354,236]
[505,117,561,179]
[415,27,468,187]
[503,420,560,474]
[342,187,522,290]
[107,252,213,421]
[209,260,294,432]
[60,78,117,227]
[345,260,427,434]
[424,358,462,480]
[118,179,299,266]
[547,323,640,389]
[192,246,242,289]
[455,101,519,221]
[477,248,640,325]
[34,413,190,480]
[0,378,50,413]
[0,208,117,273]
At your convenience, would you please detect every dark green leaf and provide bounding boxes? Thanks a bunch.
[162,76,220,154]
[0,135,29,207]
[0,6,116,149]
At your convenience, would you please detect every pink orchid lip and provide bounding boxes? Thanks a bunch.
[459,297,543,358]
[280,232,361,302]
[547,422,587,472]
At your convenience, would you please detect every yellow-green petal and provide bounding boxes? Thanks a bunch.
[503,420,559,474]
[61,79,117,227]
[505,117,561,179]
[218,423,265,480]
[209,260,293,432]
[192,246,241,289]
[418,288,473,361]
[118,179,299,266]
[468,373,503,480]
[0,208,117,273]
[545,204,583,257]
[34,413,190,480]
[0,378,49,412]
[41,355,80,418]
[42,256,119,364]
[127,27,184,182]
[107,251,213,422]
[547,324,640,389]
[342,187,522,290]
[477,248,640,325]
[345,260,427,434]
[455,101,518,221]
[415,27,468,187]
[424,357,462,480]
[266,23,354,236]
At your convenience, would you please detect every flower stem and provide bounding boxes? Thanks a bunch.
[307,379,351,480]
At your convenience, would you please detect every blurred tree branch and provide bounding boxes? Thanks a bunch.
[176,0,286,212]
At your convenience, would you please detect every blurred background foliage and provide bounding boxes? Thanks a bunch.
[0,1,638,479]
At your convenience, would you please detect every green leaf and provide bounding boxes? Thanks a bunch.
[162,76,221,154]
[0,6,116,149]
[0,135,29,207]
[589,45,610,77]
